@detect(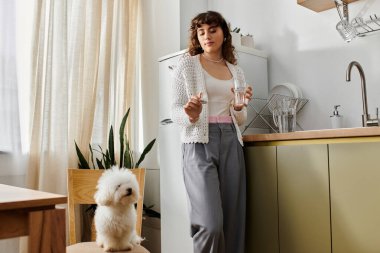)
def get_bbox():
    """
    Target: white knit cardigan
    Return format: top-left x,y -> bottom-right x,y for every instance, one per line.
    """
171,53 -> 247,146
